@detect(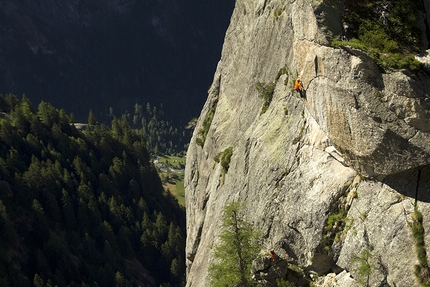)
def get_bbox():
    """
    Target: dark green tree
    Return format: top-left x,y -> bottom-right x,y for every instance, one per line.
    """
0,93 -> 11,111
208,200 -> 261,287
88,109 -> 97,126
33,273 -> 44,287
410,206 -> 430,286
60,189 -> 77,230
37,101 -> 59,127
5,94 -> 19,110
0,200 -> 17,248
31,199 -> 50,246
